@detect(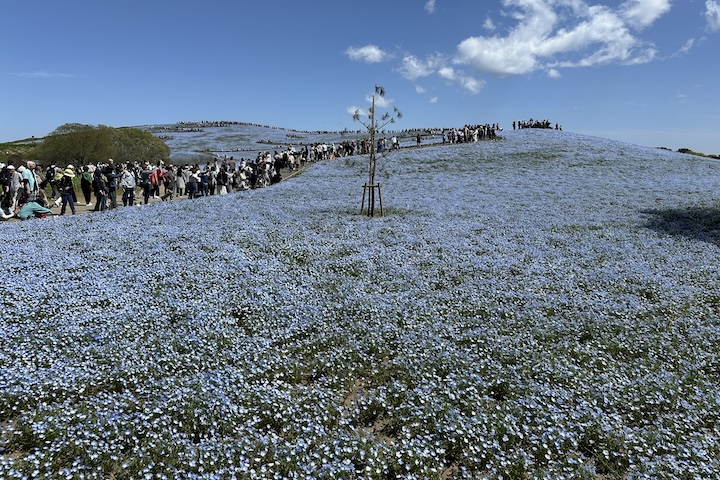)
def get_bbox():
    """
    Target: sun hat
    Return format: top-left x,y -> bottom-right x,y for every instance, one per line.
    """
6,165 -> 15,170
64,168 -> 75,178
